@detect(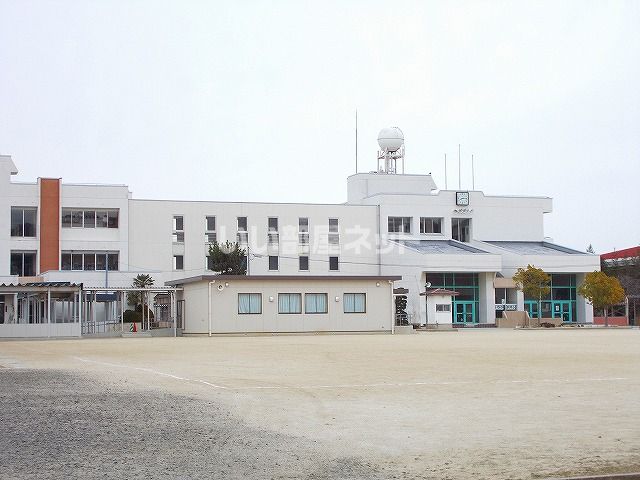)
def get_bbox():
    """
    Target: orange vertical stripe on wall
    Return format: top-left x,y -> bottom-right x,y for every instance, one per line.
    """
39,178 -> 60,273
